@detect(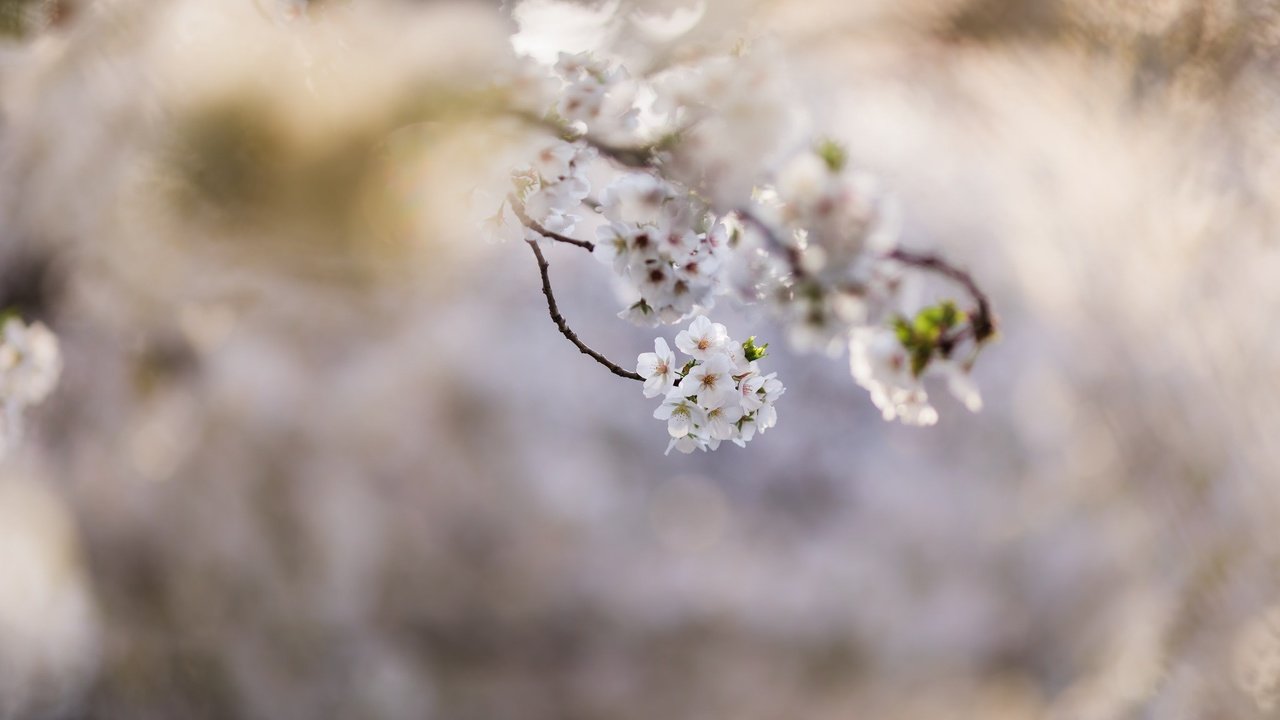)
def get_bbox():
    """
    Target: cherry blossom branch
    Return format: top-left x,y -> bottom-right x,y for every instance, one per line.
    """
525,239 -> 644,382
735,208 -> 808,278
515,112 -> 658,170
738,208 -> 996,344
507,194 -> 595,251
888,249 -> 997,343
506,194 -> 638,379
